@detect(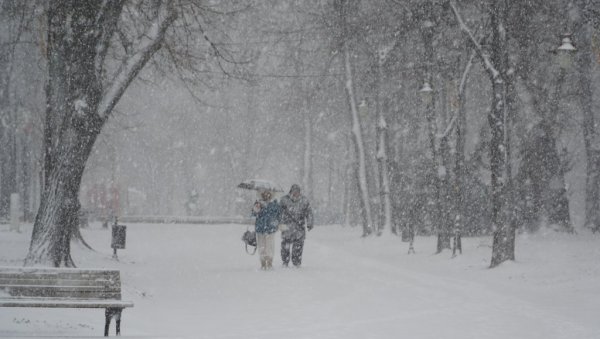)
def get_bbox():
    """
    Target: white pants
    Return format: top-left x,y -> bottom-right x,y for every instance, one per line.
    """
256,232 -> 275,262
